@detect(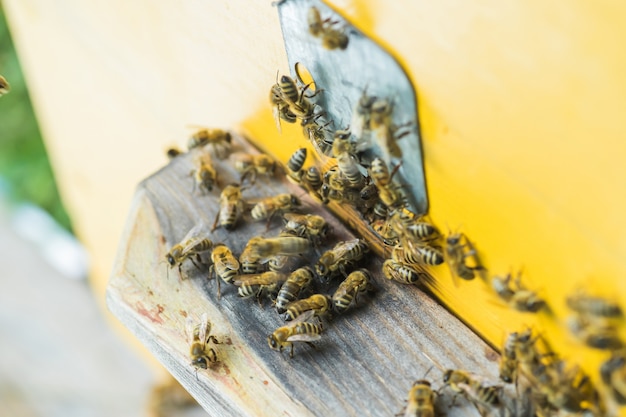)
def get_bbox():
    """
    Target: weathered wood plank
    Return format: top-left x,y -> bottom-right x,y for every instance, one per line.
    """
107,133 -> 503,416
